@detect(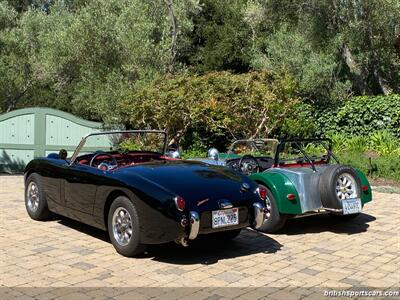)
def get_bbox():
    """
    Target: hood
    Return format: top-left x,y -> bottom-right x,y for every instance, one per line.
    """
116,160 -> 259,210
